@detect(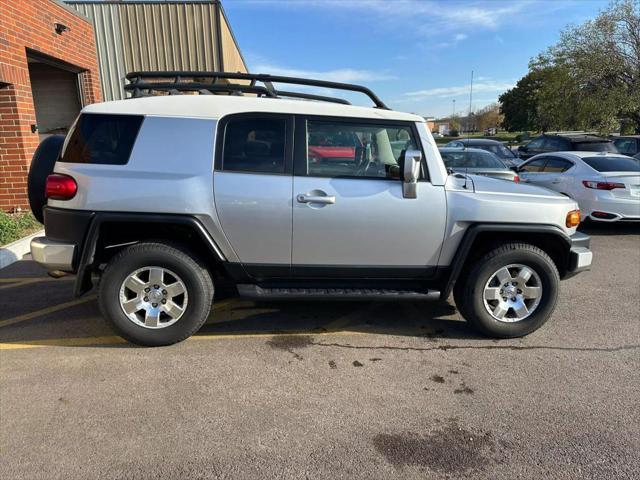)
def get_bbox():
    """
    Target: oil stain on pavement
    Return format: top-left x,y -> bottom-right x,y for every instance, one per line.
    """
373,419 -> 502,474
266,335 -> 313,361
